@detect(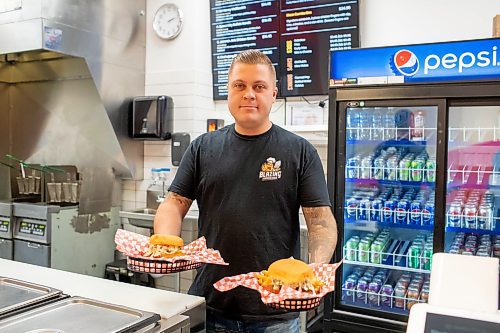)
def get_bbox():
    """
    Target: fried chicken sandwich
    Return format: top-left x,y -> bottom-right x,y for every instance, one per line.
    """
256,258 -> 324,294
143,234 -> 185,258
